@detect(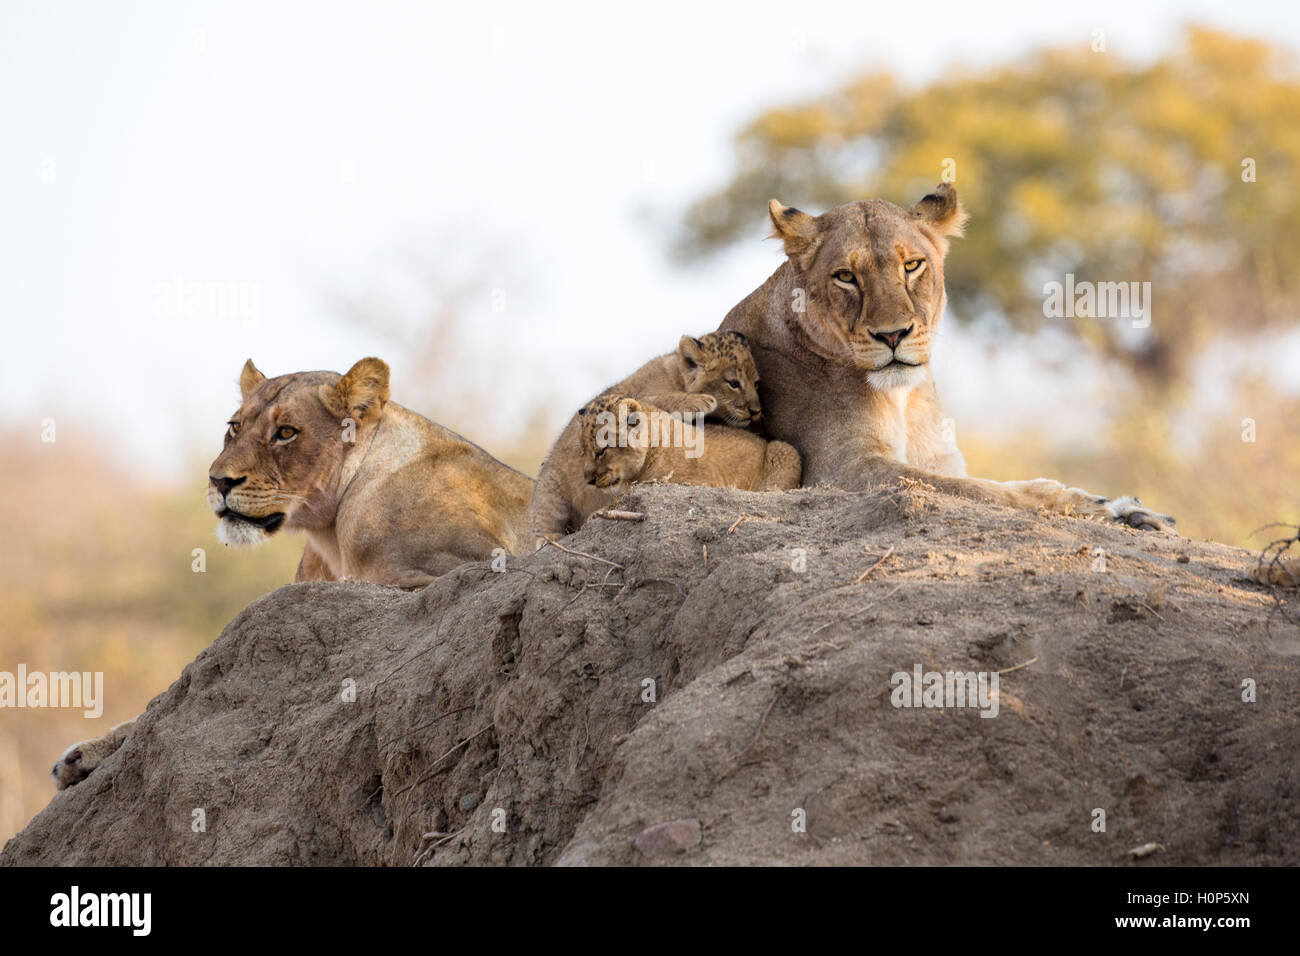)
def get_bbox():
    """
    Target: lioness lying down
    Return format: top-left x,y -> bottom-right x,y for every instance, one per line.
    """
52,356 -> 534,790
718,183 -> 1177,533
213,356 -> 535,585
578,395 -> 802,495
